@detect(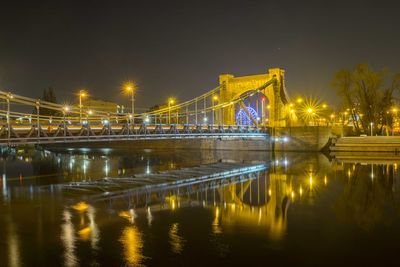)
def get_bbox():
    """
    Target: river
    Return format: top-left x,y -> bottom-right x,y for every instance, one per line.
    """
0,148 -> 399,266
